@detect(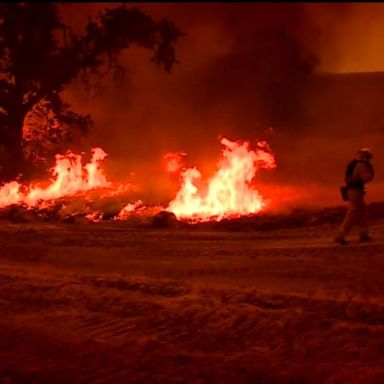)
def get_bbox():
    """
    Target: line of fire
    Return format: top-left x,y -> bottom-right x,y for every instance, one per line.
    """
0,3 -> 383,384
